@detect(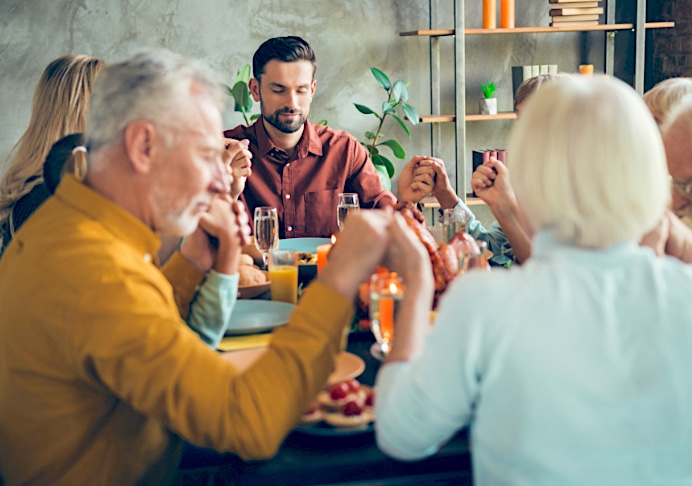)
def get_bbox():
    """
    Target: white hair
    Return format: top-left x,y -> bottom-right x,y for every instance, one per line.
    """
509,76 -> 670,248
85,48 -> 225,153
643,77 -> 692,127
